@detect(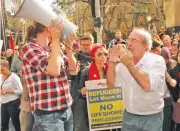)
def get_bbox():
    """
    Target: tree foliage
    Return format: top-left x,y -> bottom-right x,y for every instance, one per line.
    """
52,0 -> 76,15
6,16 -> 32,44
